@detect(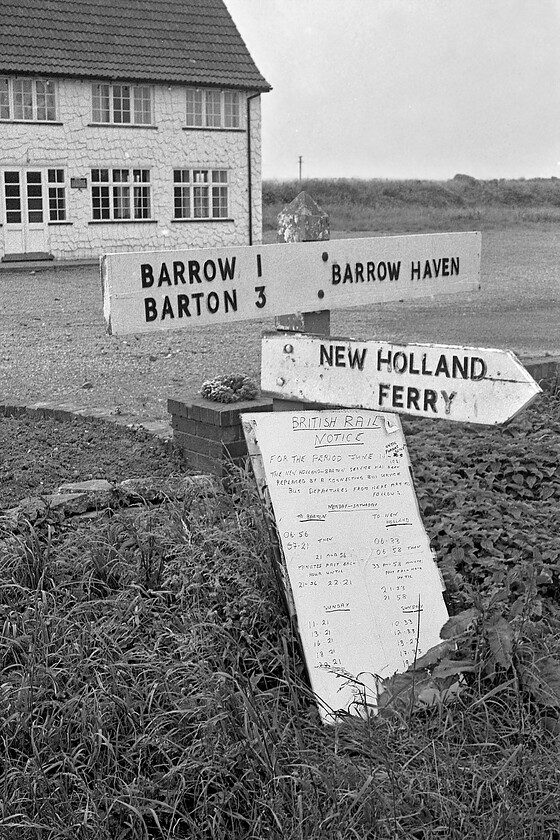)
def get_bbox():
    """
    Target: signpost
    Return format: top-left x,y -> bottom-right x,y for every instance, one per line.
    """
101,216 -> 542,722
261,333 -> 542,425
101,231 -> 481,335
